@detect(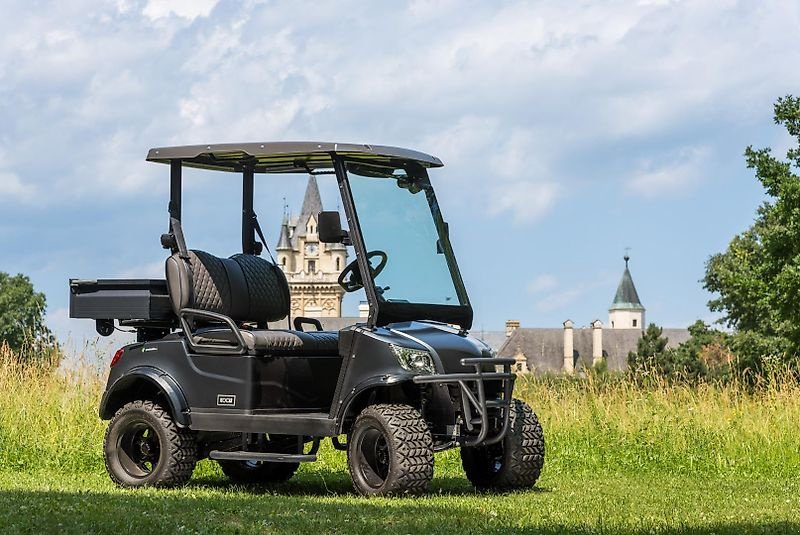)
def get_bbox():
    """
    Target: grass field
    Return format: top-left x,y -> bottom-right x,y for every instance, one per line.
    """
1,350 -> 799,533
